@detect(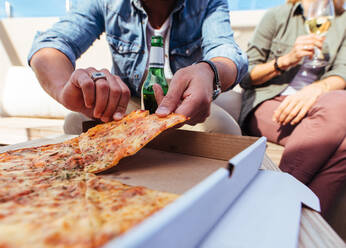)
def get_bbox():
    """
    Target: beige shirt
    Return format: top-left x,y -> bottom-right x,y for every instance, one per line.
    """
239,3 -> 346,127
